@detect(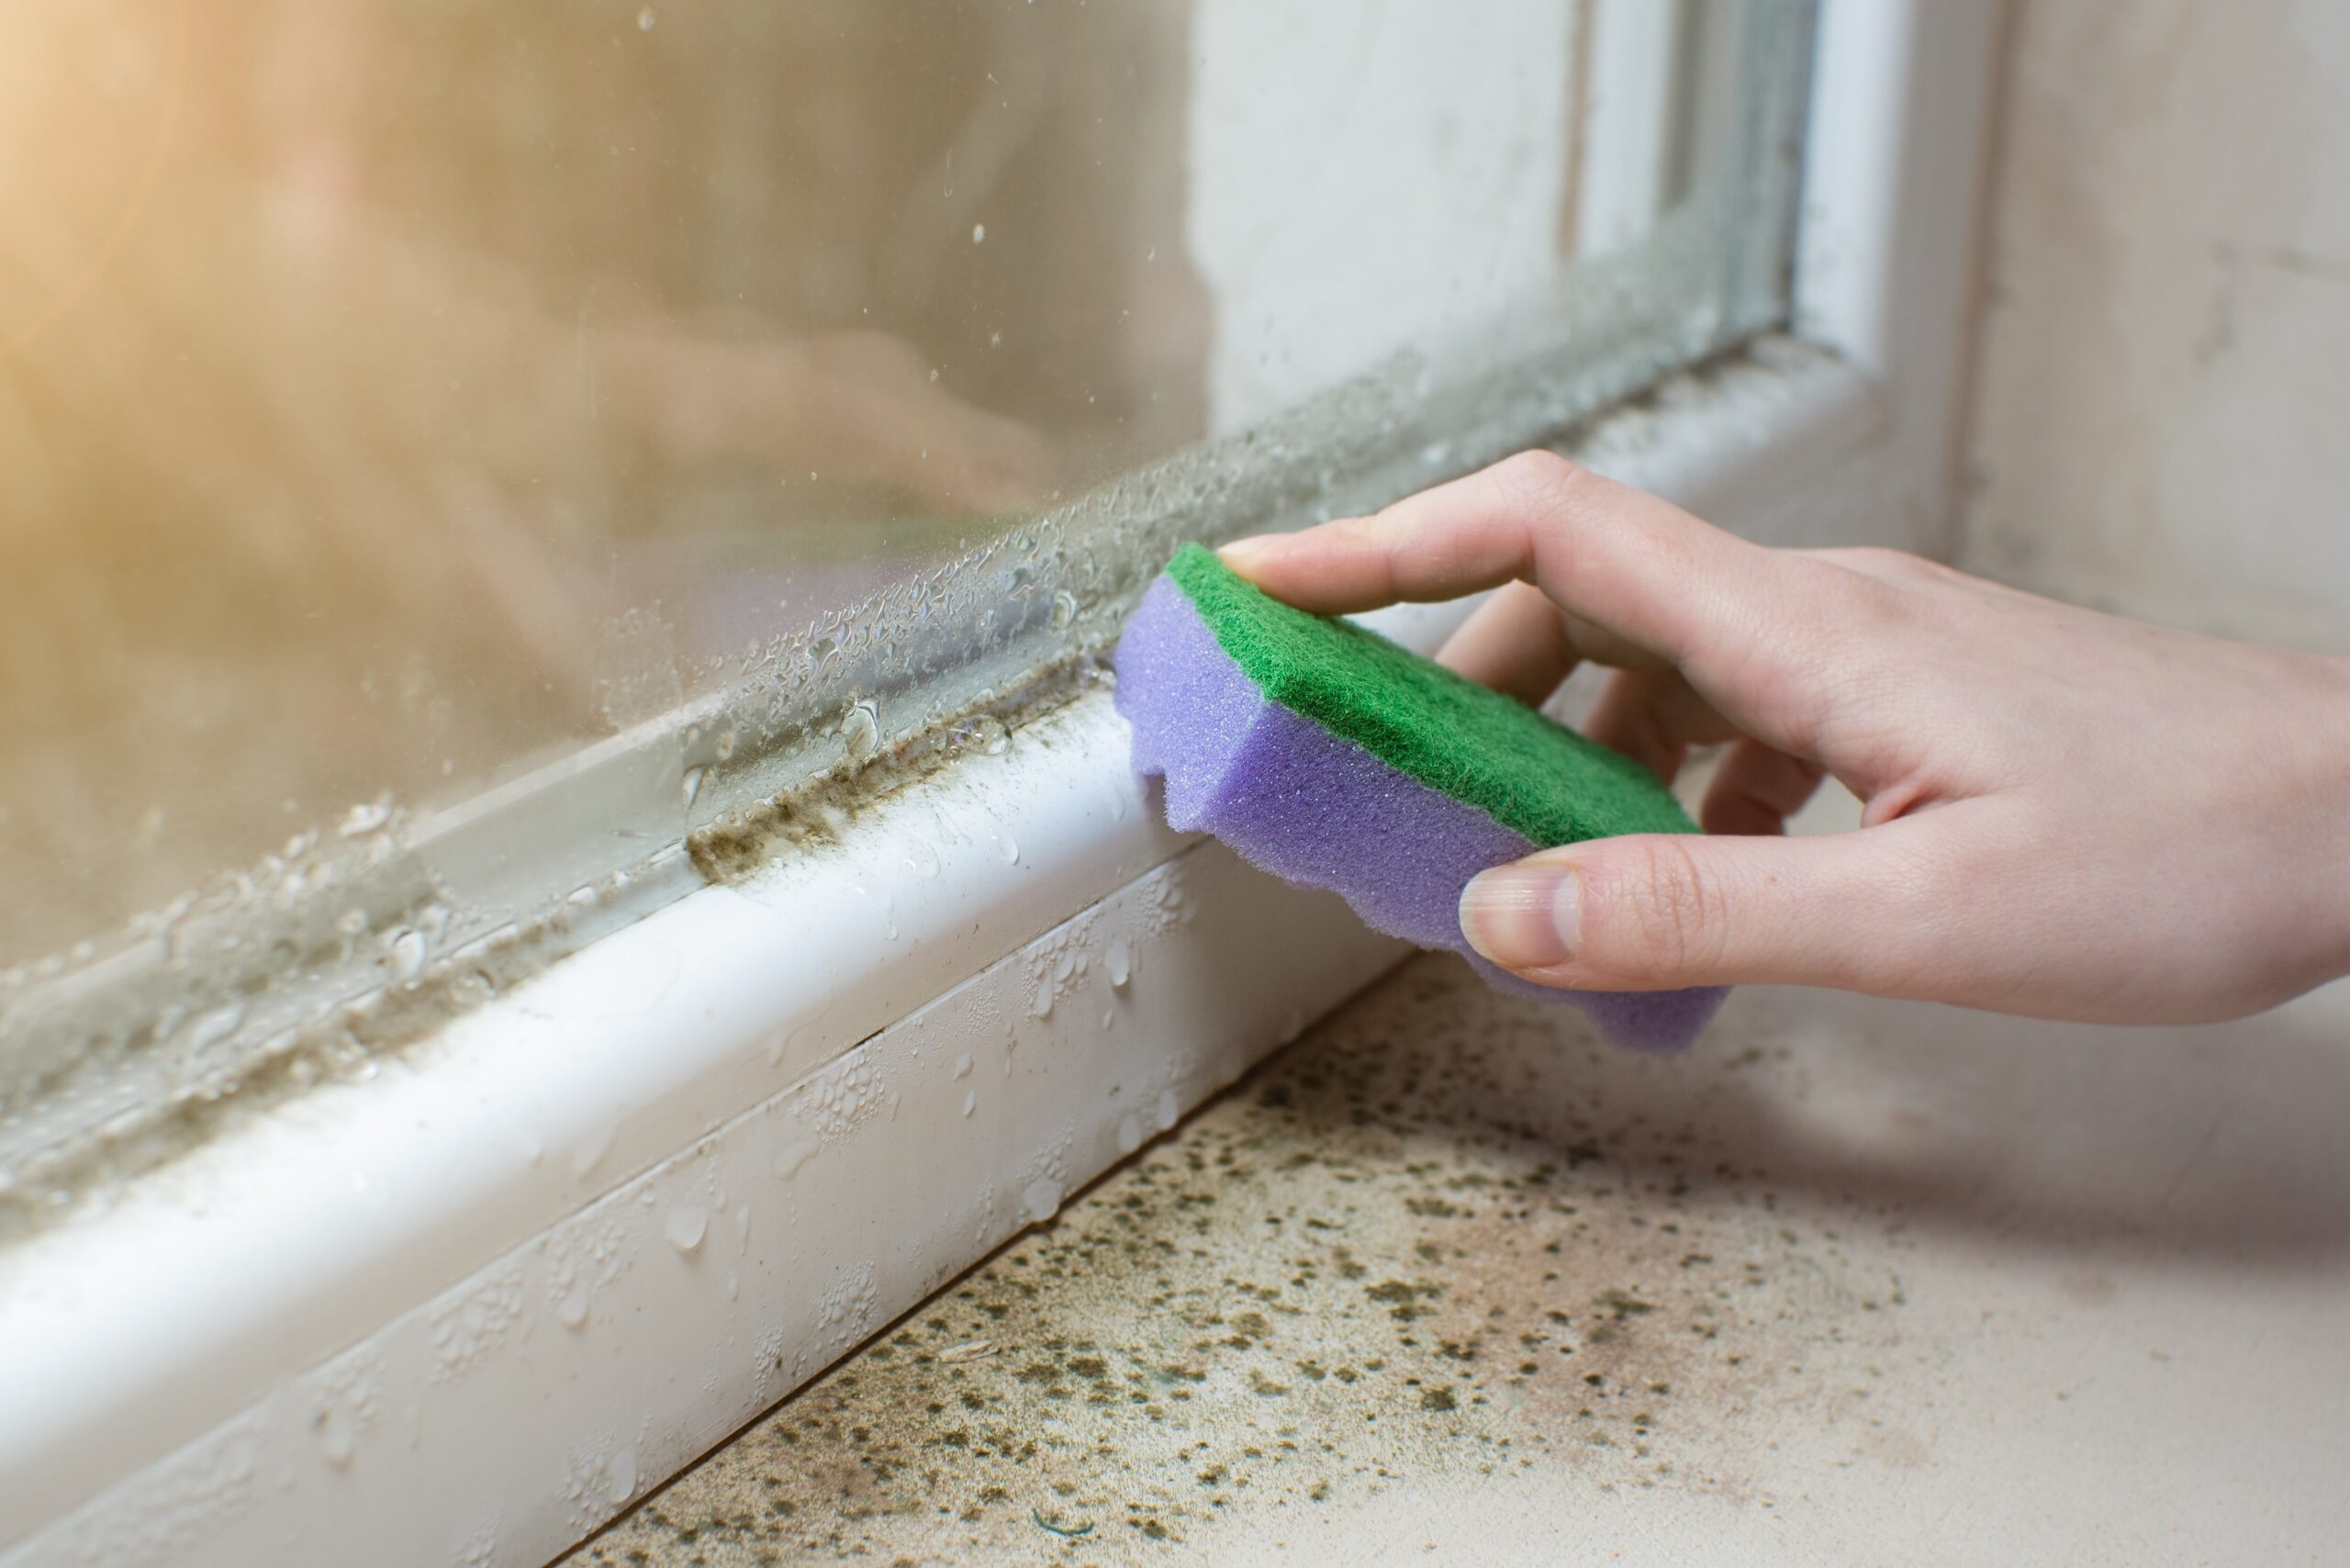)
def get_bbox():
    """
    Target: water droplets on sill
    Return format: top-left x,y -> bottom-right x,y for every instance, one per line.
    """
317,1403 -> 357,1470
774,1137 -> 822,1181
841,699 -> 880,764
1022,1176 -> 1061,1225
951,713 -> 1009,756
666,1203 -> 709,1254
556,1282 -> 591,1330
338,795 -> 394,838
